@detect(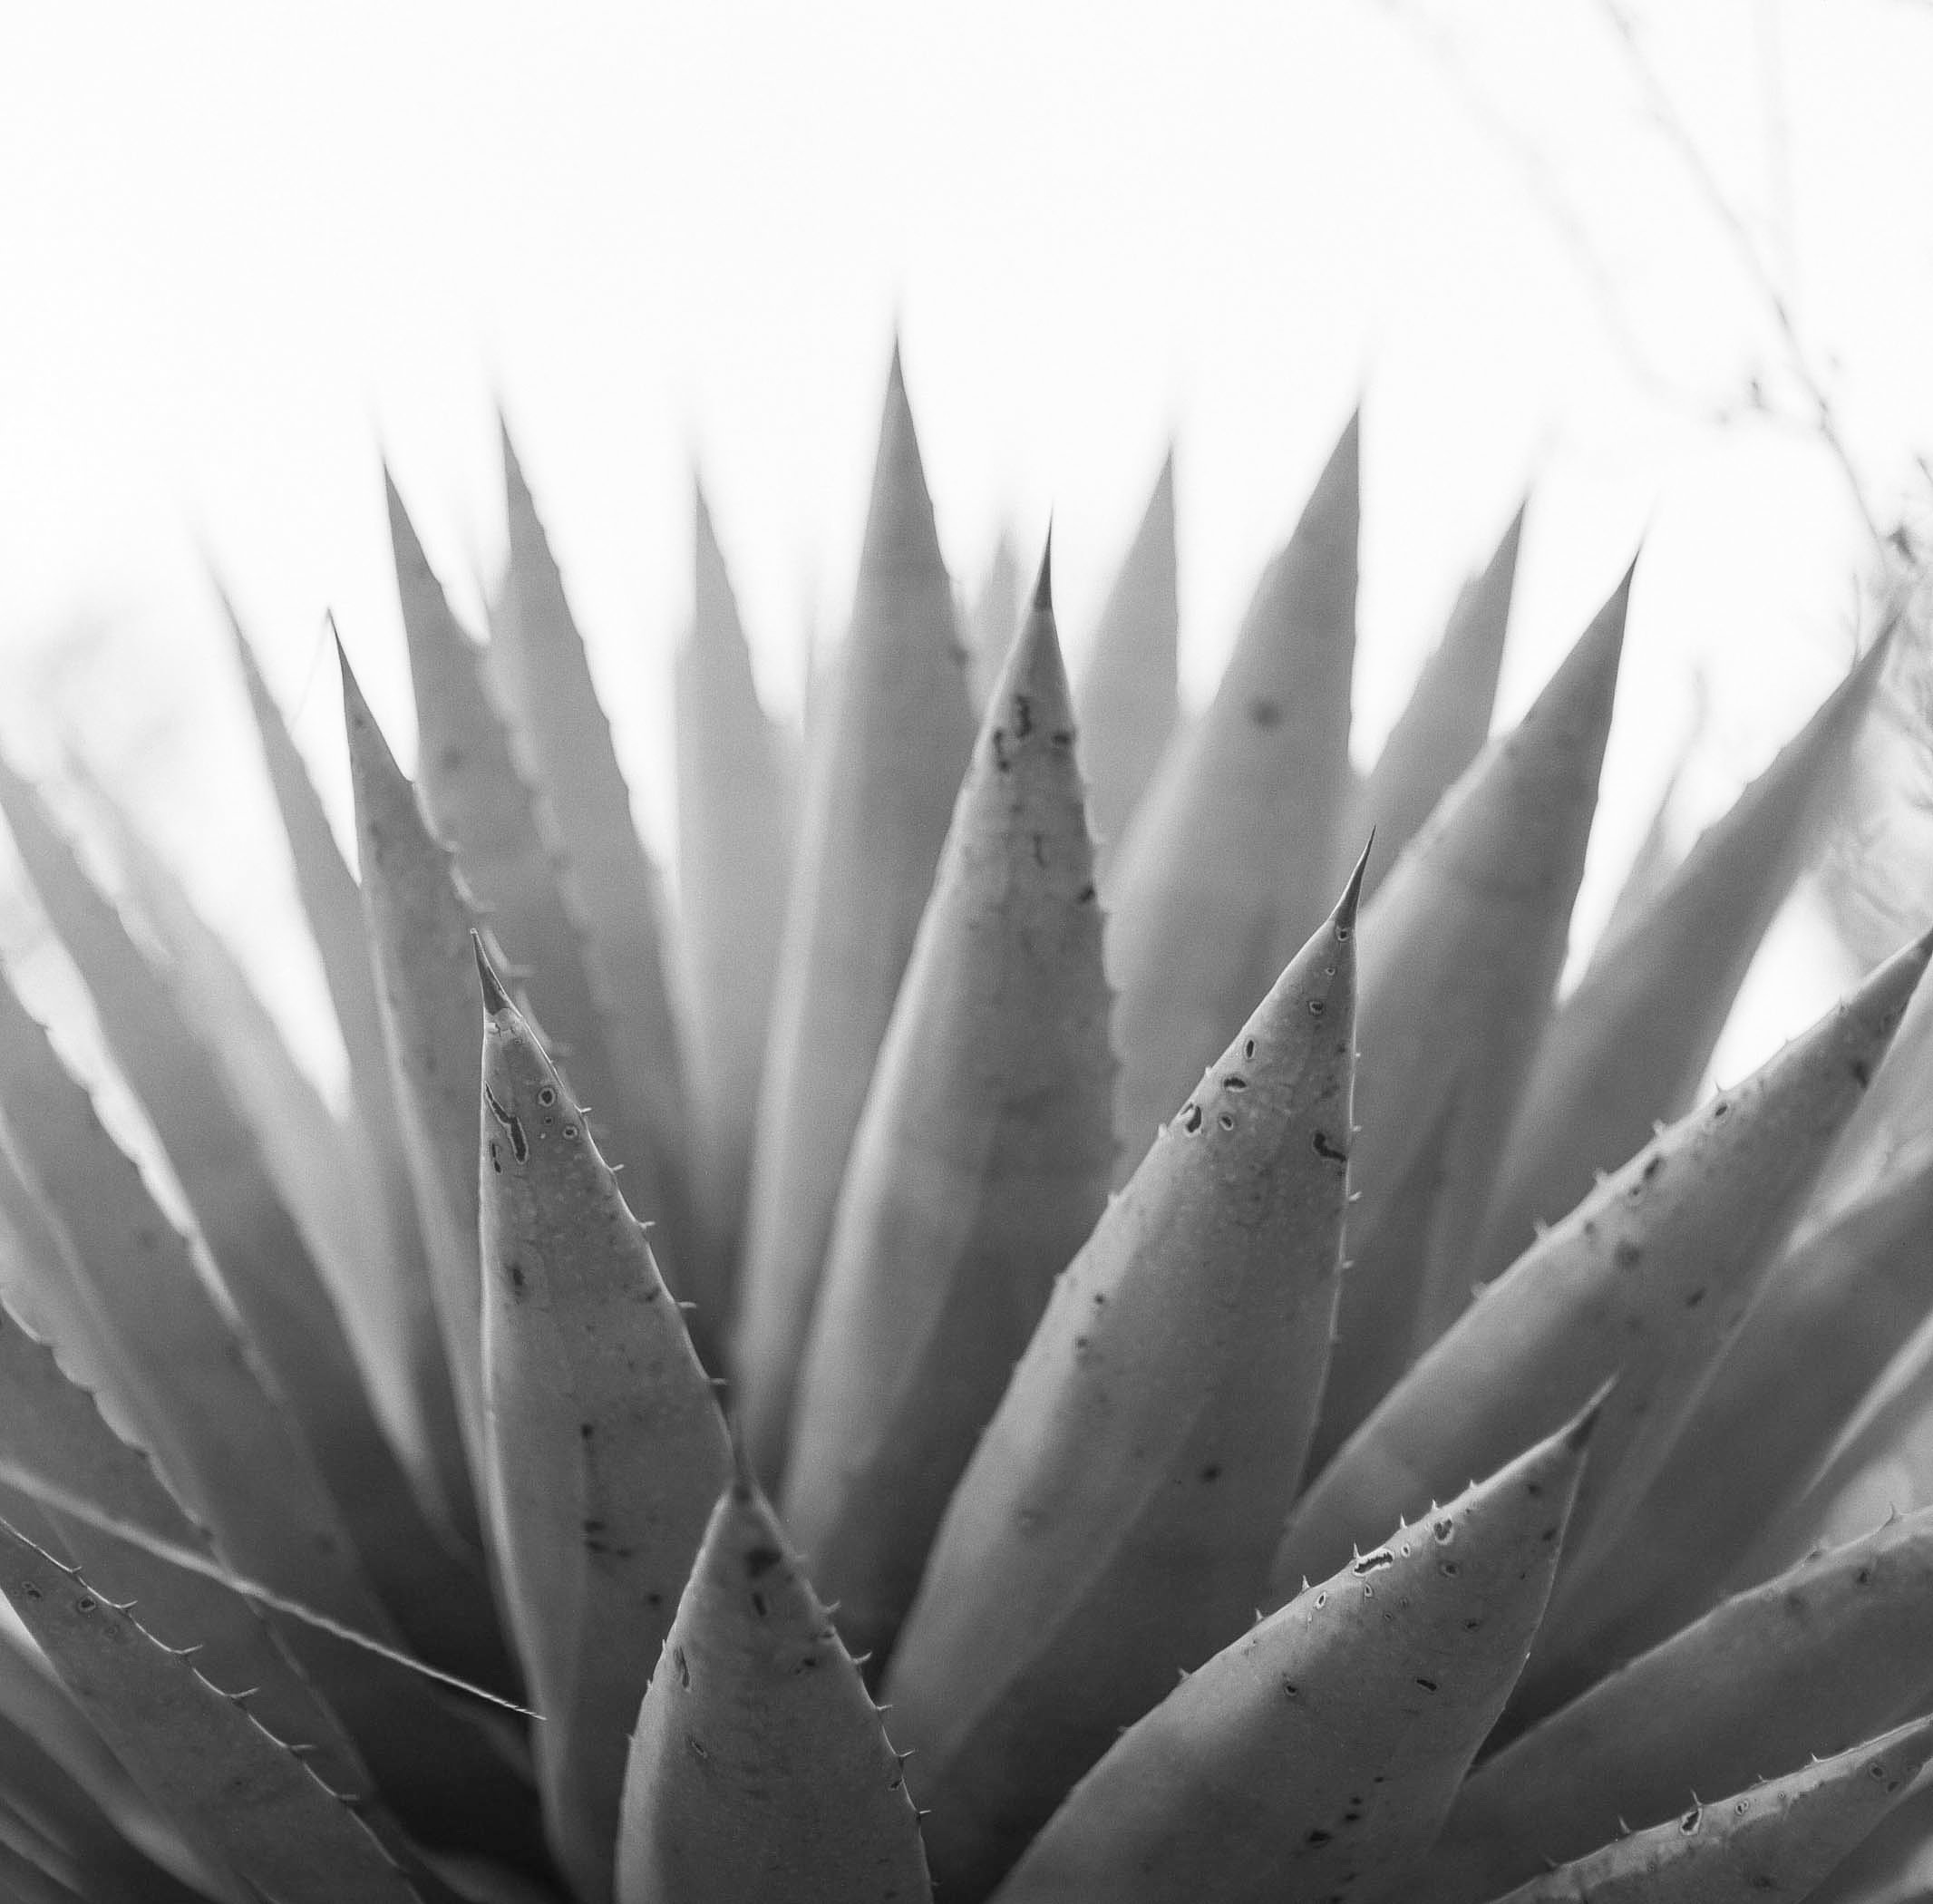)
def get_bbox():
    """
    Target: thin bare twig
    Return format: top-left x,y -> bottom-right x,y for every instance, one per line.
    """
1591,0 -> 1889,551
